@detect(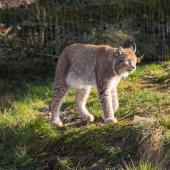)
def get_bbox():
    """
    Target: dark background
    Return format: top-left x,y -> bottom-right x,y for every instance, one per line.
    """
0,0 -> 170,73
